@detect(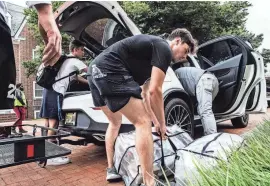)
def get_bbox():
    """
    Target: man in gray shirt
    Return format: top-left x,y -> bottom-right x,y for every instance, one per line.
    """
175,67 -> 219,135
